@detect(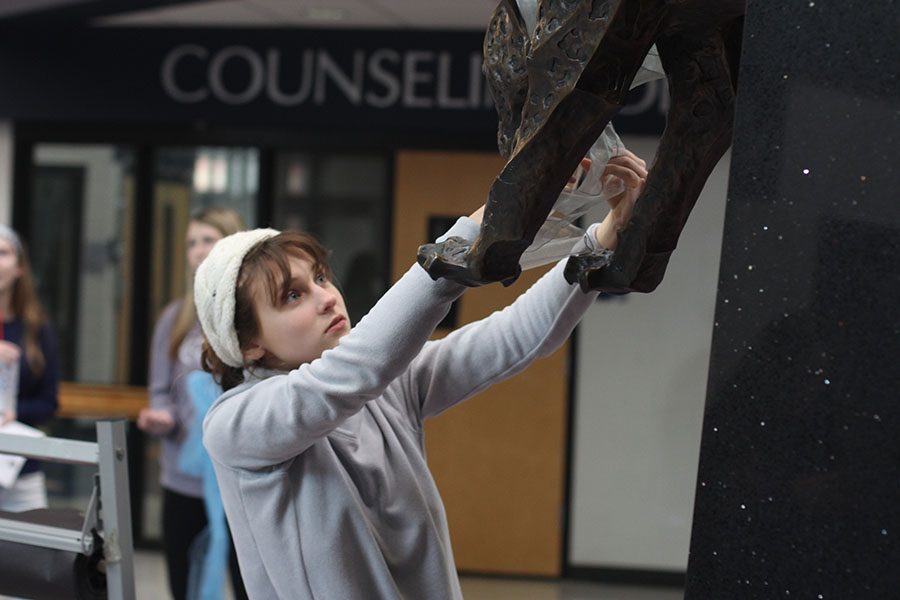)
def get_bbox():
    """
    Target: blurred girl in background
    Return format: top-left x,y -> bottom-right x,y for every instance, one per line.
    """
138,207 -> 248,600
0,224 -> 60,512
